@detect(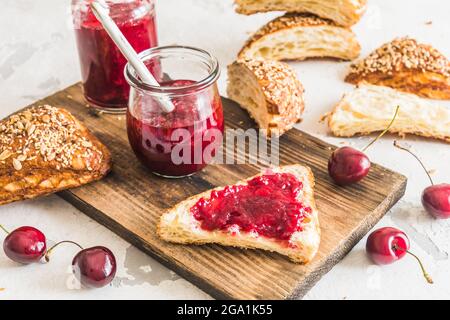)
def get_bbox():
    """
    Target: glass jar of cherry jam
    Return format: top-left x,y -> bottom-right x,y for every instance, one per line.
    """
72,0 -> 158,113
124,46 -> 224,178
